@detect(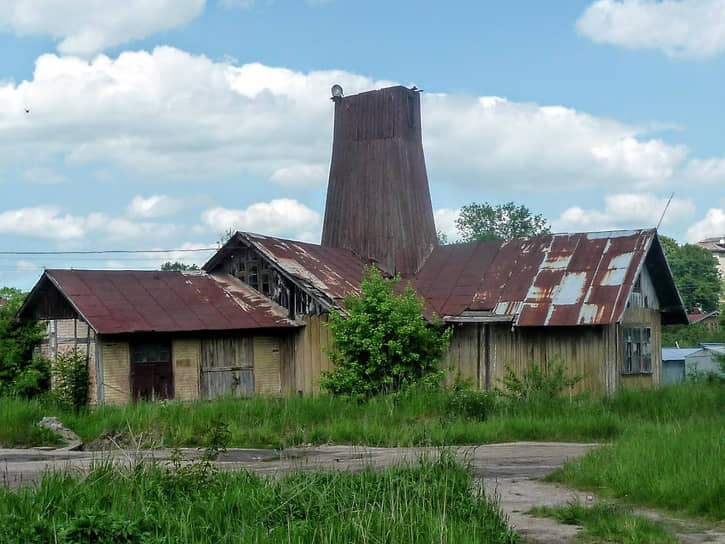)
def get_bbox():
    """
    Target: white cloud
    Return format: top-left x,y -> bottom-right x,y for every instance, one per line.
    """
0,48 -> 716,192
553,193 -> 695,232
23,166 -> 64,184
577,0 -> 725,58
0,205 -> 179,241
126,195 -> 183,218
686,208 -> 725,242
200,199 -> 321,240
0,0 -> 205,56
434,208 -> 460,242
15,260 -> 39,272
423,94 -> 688,190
